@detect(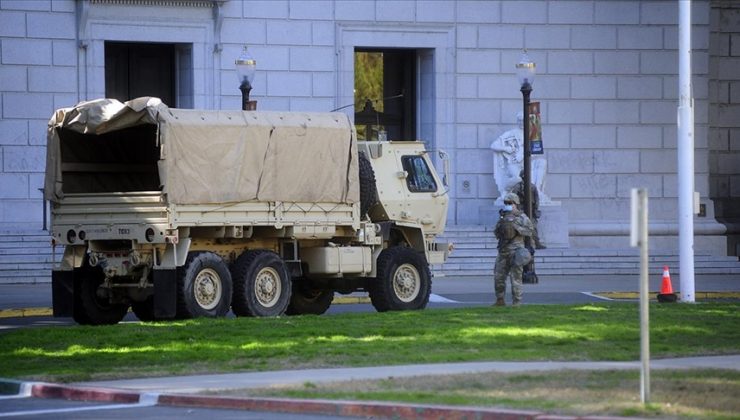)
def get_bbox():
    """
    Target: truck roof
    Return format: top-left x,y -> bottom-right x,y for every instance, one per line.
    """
45,97 -> 359,205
